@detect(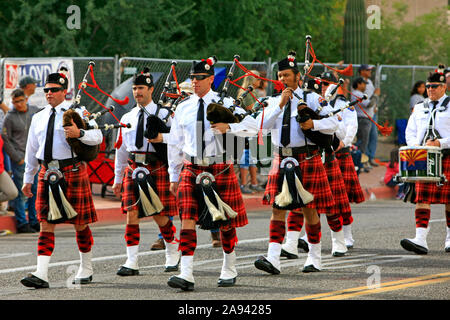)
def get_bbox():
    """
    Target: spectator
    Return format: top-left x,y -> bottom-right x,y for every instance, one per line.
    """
410,80 -> 427,112
0,98 -> 12,214
2,89 -> 40,233
0,135 -> 18,214
384,148 -> 405,200
352,77 -> 373,172
7,76 -> 40,111
359,64 -> 380,169
236,71 -> 266,194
